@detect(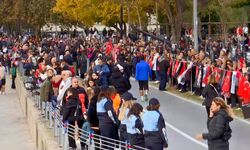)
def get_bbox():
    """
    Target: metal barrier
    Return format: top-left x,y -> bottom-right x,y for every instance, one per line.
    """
18,63 -> 149,150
